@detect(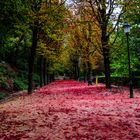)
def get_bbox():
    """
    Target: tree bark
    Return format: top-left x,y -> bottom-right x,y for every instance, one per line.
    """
87,61 -> 91,81
75,63 -> 77,80
98,1 -> 111,89
83,63 -> 87,82
47,73 -> 49,84
43,58 -> 46,85
77,63 -> 80,80
101,12 -> 111,89
103,47 -> 111,88
49,74 -> 52,83
39,55 -> 43,87
52,72 -> 55,82
46,62 -> 49,84
28,23 -> 38,94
